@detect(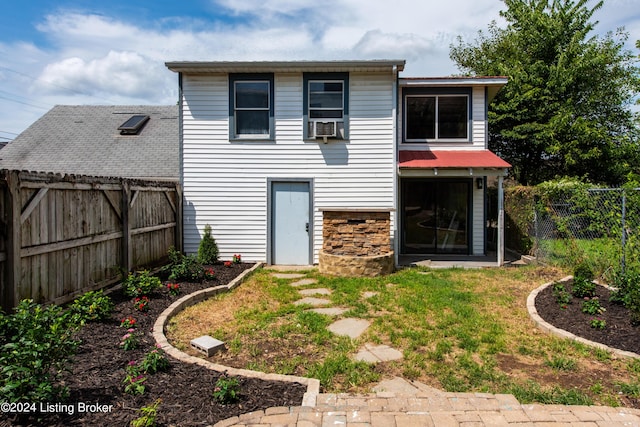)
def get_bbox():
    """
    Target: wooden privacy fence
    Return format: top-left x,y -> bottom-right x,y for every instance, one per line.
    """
0,170 -> 182,311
